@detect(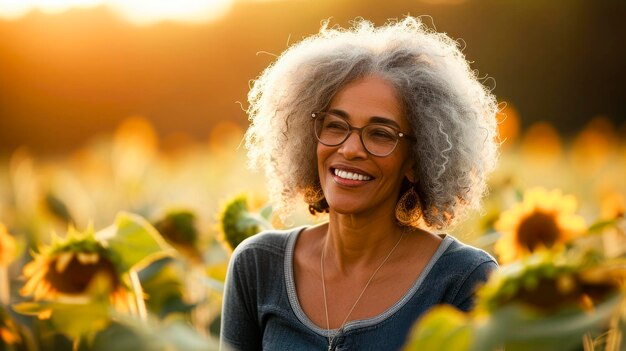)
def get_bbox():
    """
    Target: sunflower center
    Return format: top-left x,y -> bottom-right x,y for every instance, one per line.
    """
45,254 -> 119,294
516,211 -> 560,252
